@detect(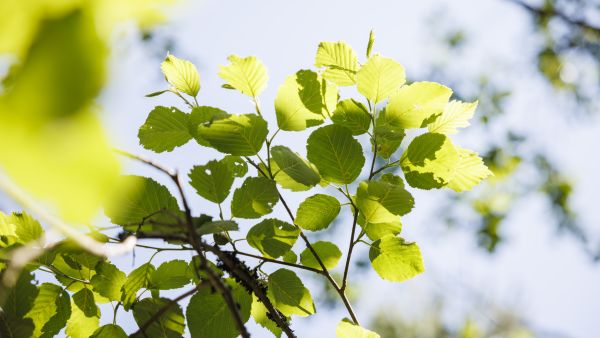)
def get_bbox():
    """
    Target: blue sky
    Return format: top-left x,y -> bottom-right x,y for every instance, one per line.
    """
18,0 -> 599,337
